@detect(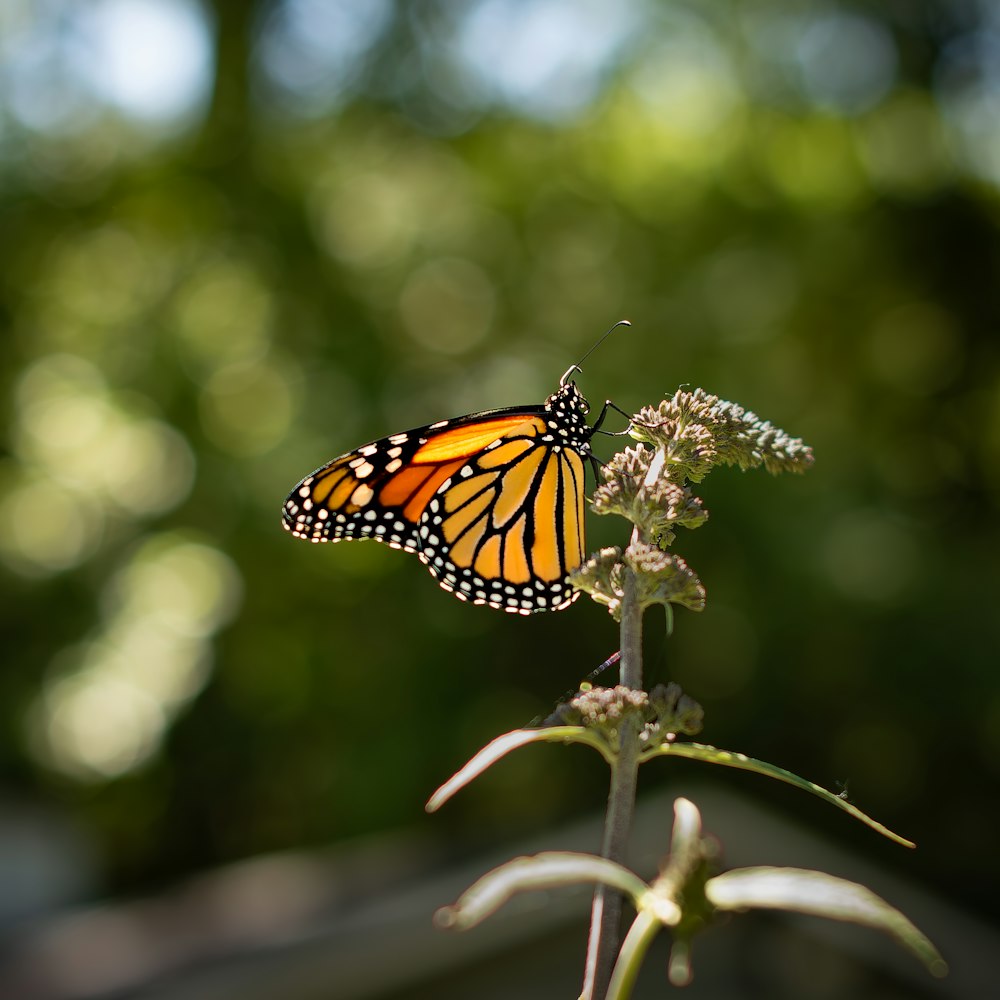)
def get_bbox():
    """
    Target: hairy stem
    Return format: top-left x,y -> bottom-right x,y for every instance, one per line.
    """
581,566 -> 644,999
